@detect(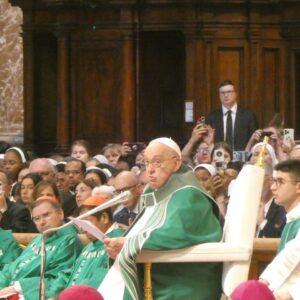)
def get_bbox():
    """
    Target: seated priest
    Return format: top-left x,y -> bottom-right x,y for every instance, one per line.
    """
99,137 -> 222,300
46,195 -> 124,299
0,212 -> 22,271
0,198 -> 83,300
